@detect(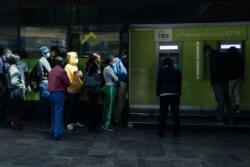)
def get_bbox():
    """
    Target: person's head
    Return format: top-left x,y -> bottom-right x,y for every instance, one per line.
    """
227,46 -> 239,56
162,57 -> 173,67
104,55 -> 115,65
9,54 -> 20,65
53,56 -> 64,68
3,48 -> 12,57
203,45 -> 213,56
67,52 -> 79,65
89,52 -> 101,64
50,46 -> 60,57
39,46 -> 50,58
120,48 -> 127,59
